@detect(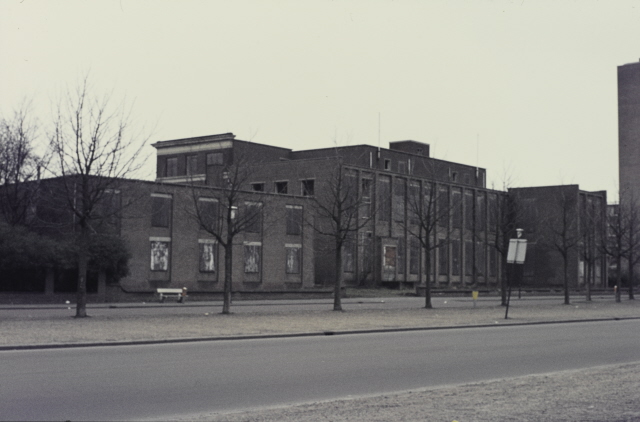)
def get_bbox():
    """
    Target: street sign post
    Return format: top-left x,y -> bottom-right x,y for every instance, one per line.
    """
505,234 -> 527,319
